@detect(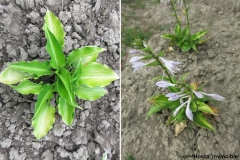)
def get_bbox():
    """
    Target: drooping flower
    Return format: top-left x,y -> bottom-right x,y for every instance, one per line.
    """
159,57 -> 181,75
166,92 -> 187,101
129,49 -> 145,54
156,81 -> 175,88
198,91 -> 225,101
131,61 -> 146,72
173,96 -> 193,121
129,56 -> 144,63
